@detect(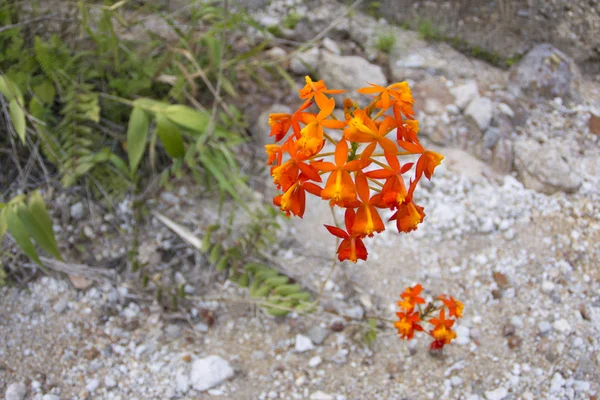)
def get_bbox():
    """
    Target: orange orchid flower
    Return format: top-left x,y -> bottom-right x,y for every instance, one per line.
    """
398,283 -> 426,311
299,76 -> 346,107
344,110 -> 397,154
269,101 -> 313,142
271,138 -> 322,192
389,81 -> 416,120
324,208 -> 368,262
311,139 -> 362,207
429,308 -> 457,346
273,175 -> 323,218
439,295 -> 464,319
395,310 -> 424,340
396,117 -> 420,143
265,144 -> 282,165
296,95 -> 345,157
357,82 -> 415,114
351,172 -> 385,237
390,200 -> 425,233
366,152 -> 413,209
